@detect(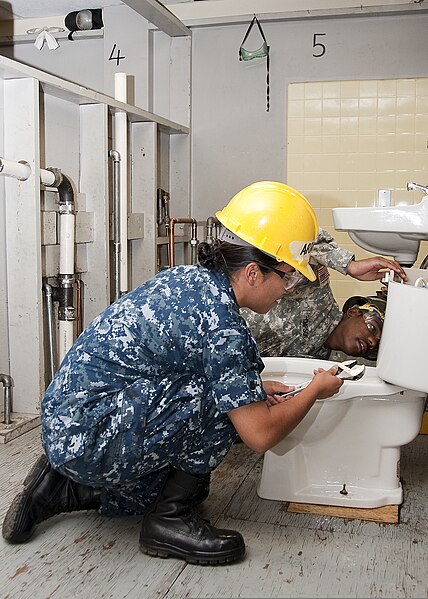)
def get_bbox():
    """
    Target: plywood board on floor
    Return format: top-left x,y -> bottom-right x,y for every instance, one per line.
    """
287,501 -> 399,524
